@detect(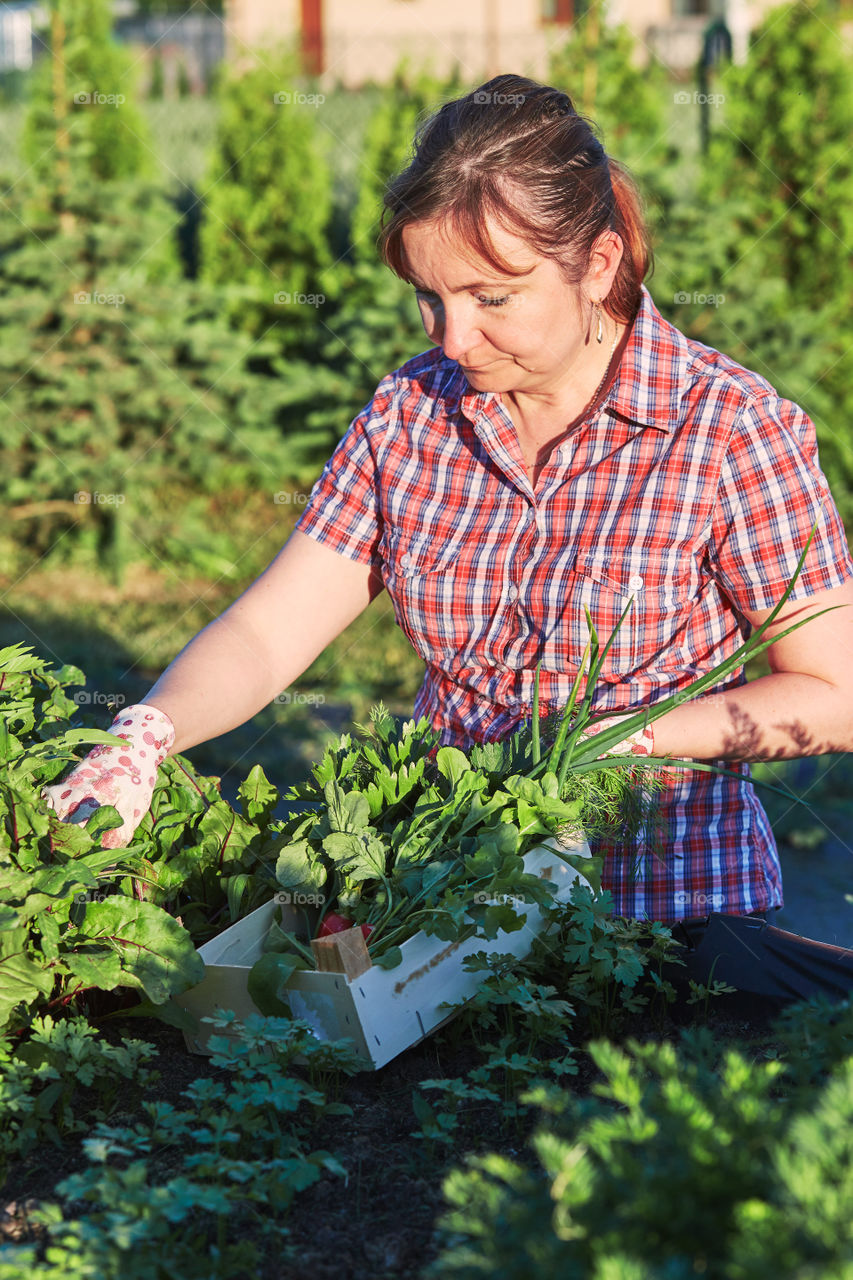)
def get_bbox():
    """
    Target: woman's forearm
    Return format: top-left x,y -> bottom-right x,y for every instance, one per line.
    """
141,611 -> 293,754
652,670 -> 853,762
140,531 -> 380,755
